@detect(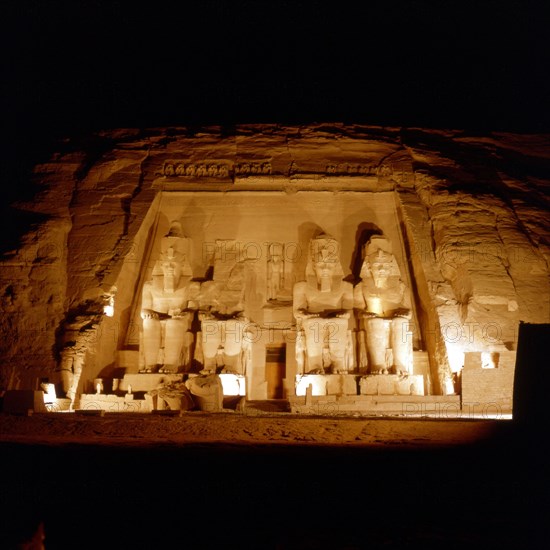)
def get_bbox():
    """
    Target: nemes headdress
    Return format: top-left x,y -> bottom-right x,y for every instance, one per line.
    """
153,221 -> 192,277
361,235 -> 401,278
306,233 -> 344,278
